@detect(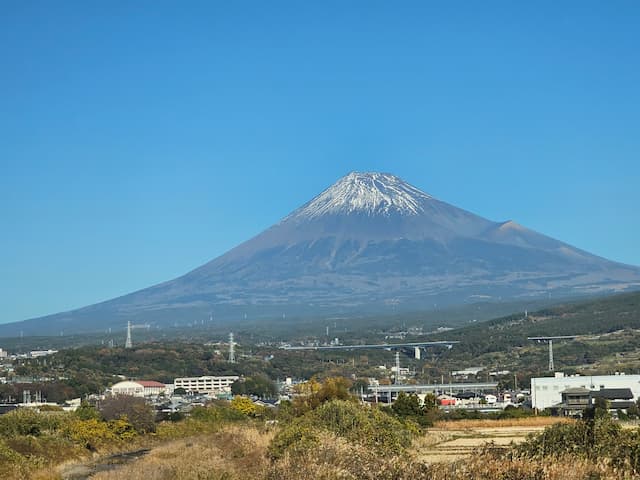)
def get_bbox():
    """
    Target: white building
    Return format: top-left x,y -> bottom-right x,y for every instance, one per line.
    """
110,381 -> 144,397
0,348 -> 7,359
30,349 -> 58,358
110,380 -> 167,397
531,372 -> 640,410
174,375 -> 239,394
452,367 -> 484,379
